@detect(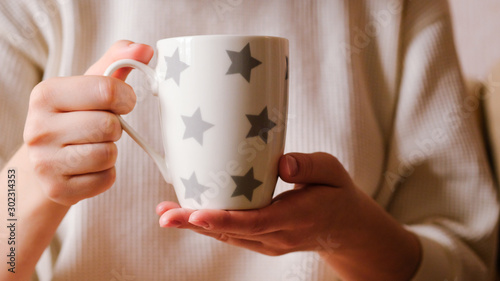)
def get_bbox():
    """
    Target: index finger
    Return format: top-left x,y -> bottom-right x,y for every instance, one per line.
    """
84,40 -> 153,79
31,75 -> 136,114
